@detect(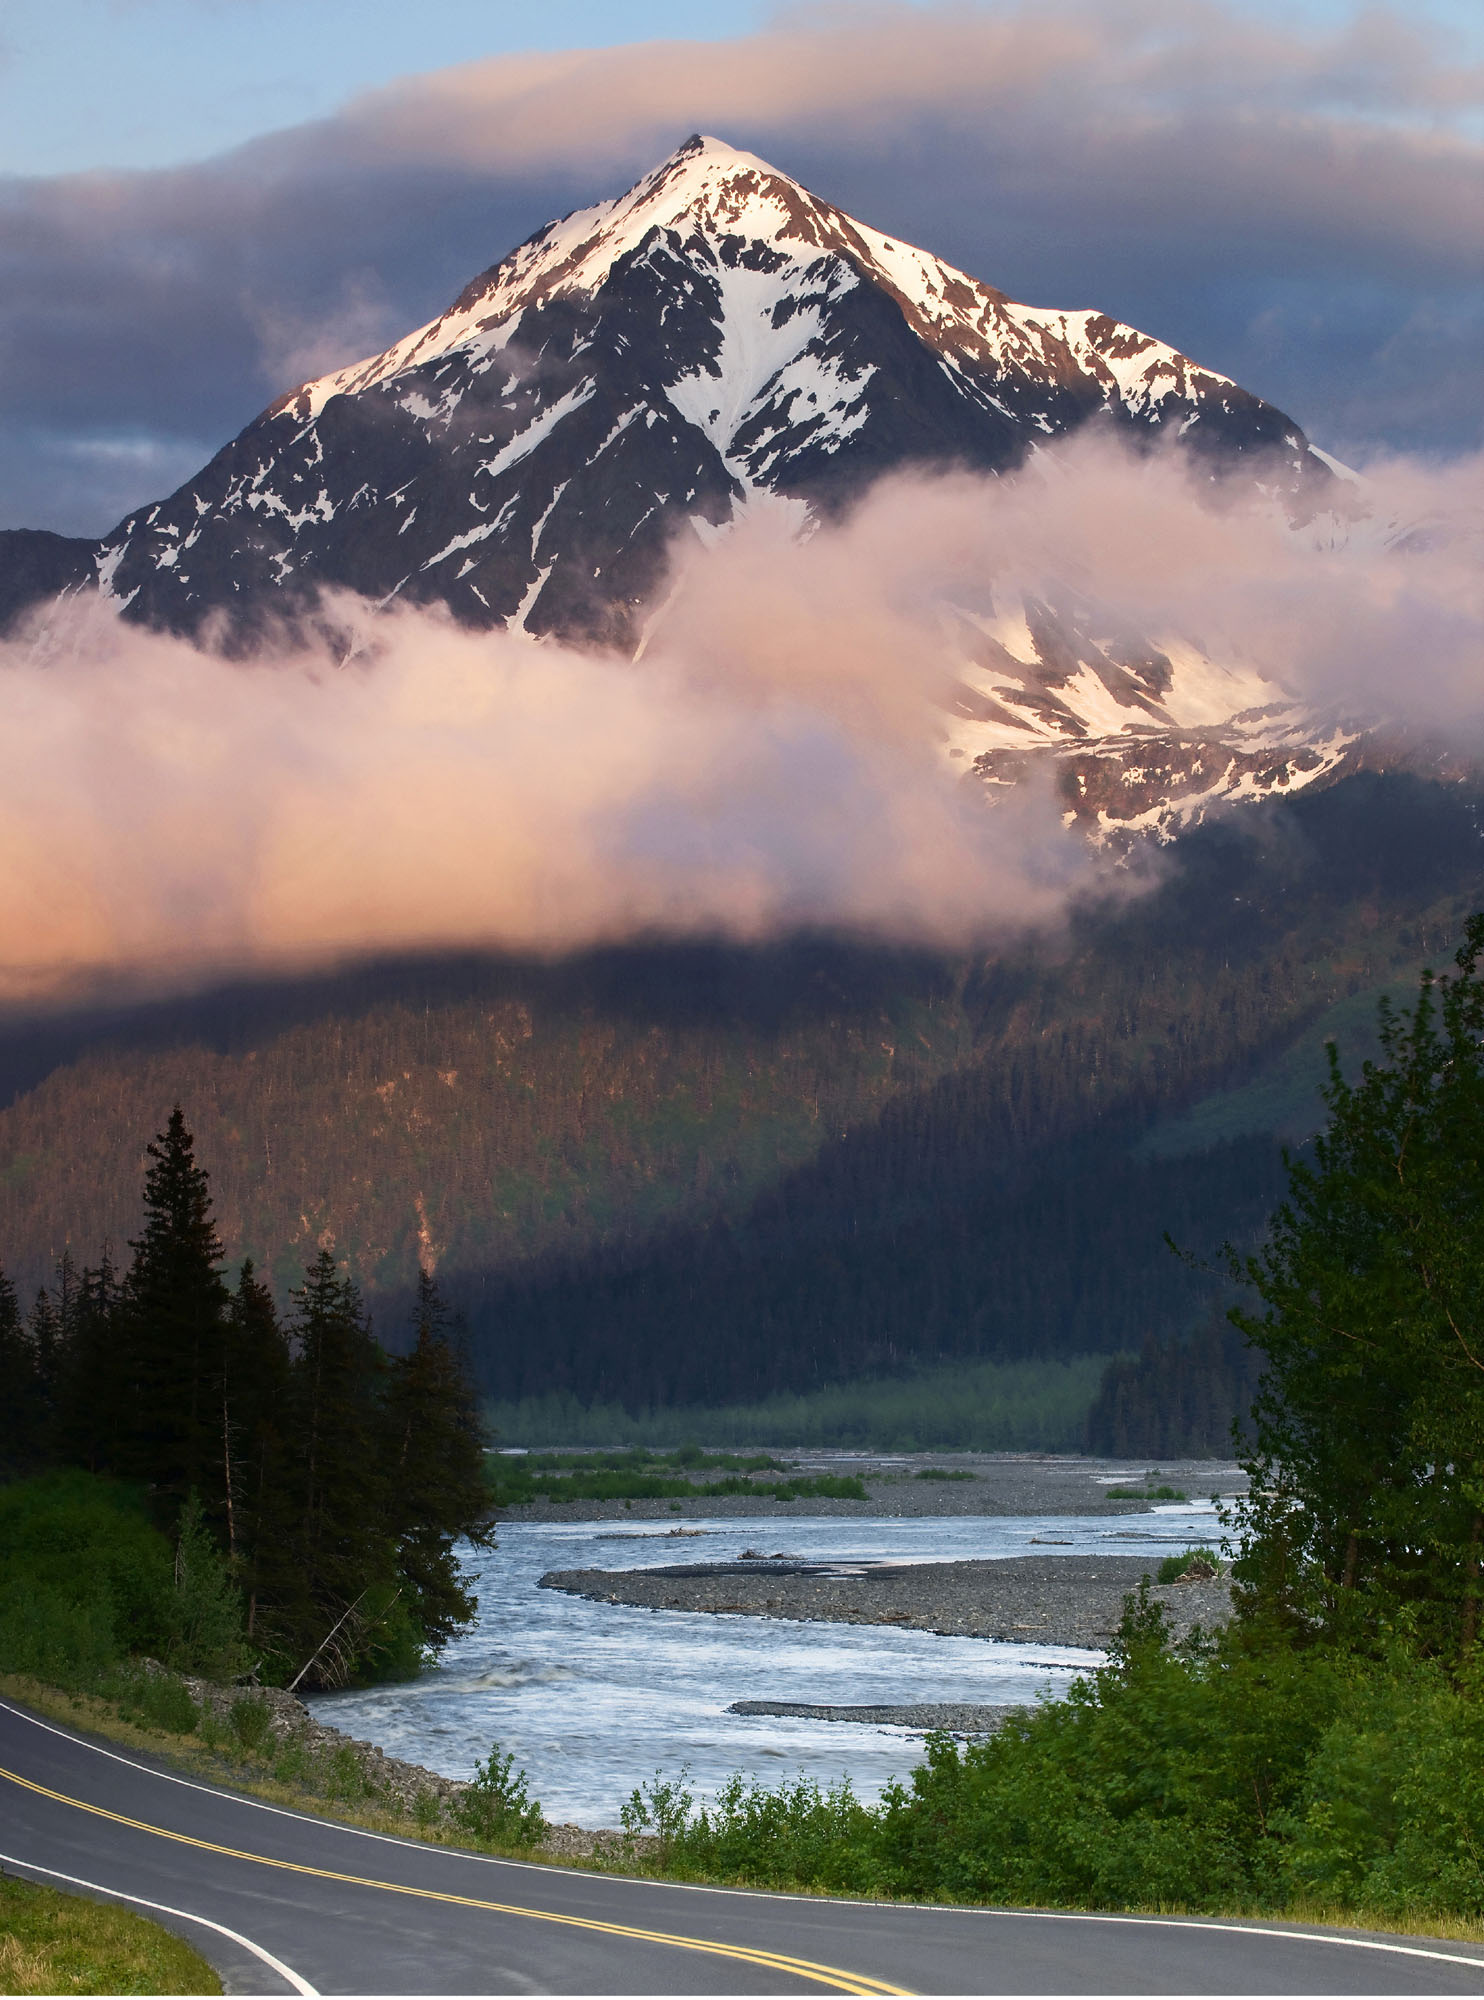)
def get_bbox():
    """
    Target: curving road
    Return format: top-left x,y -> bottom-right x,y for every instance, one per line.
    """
1,1700 -> 1481,1996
